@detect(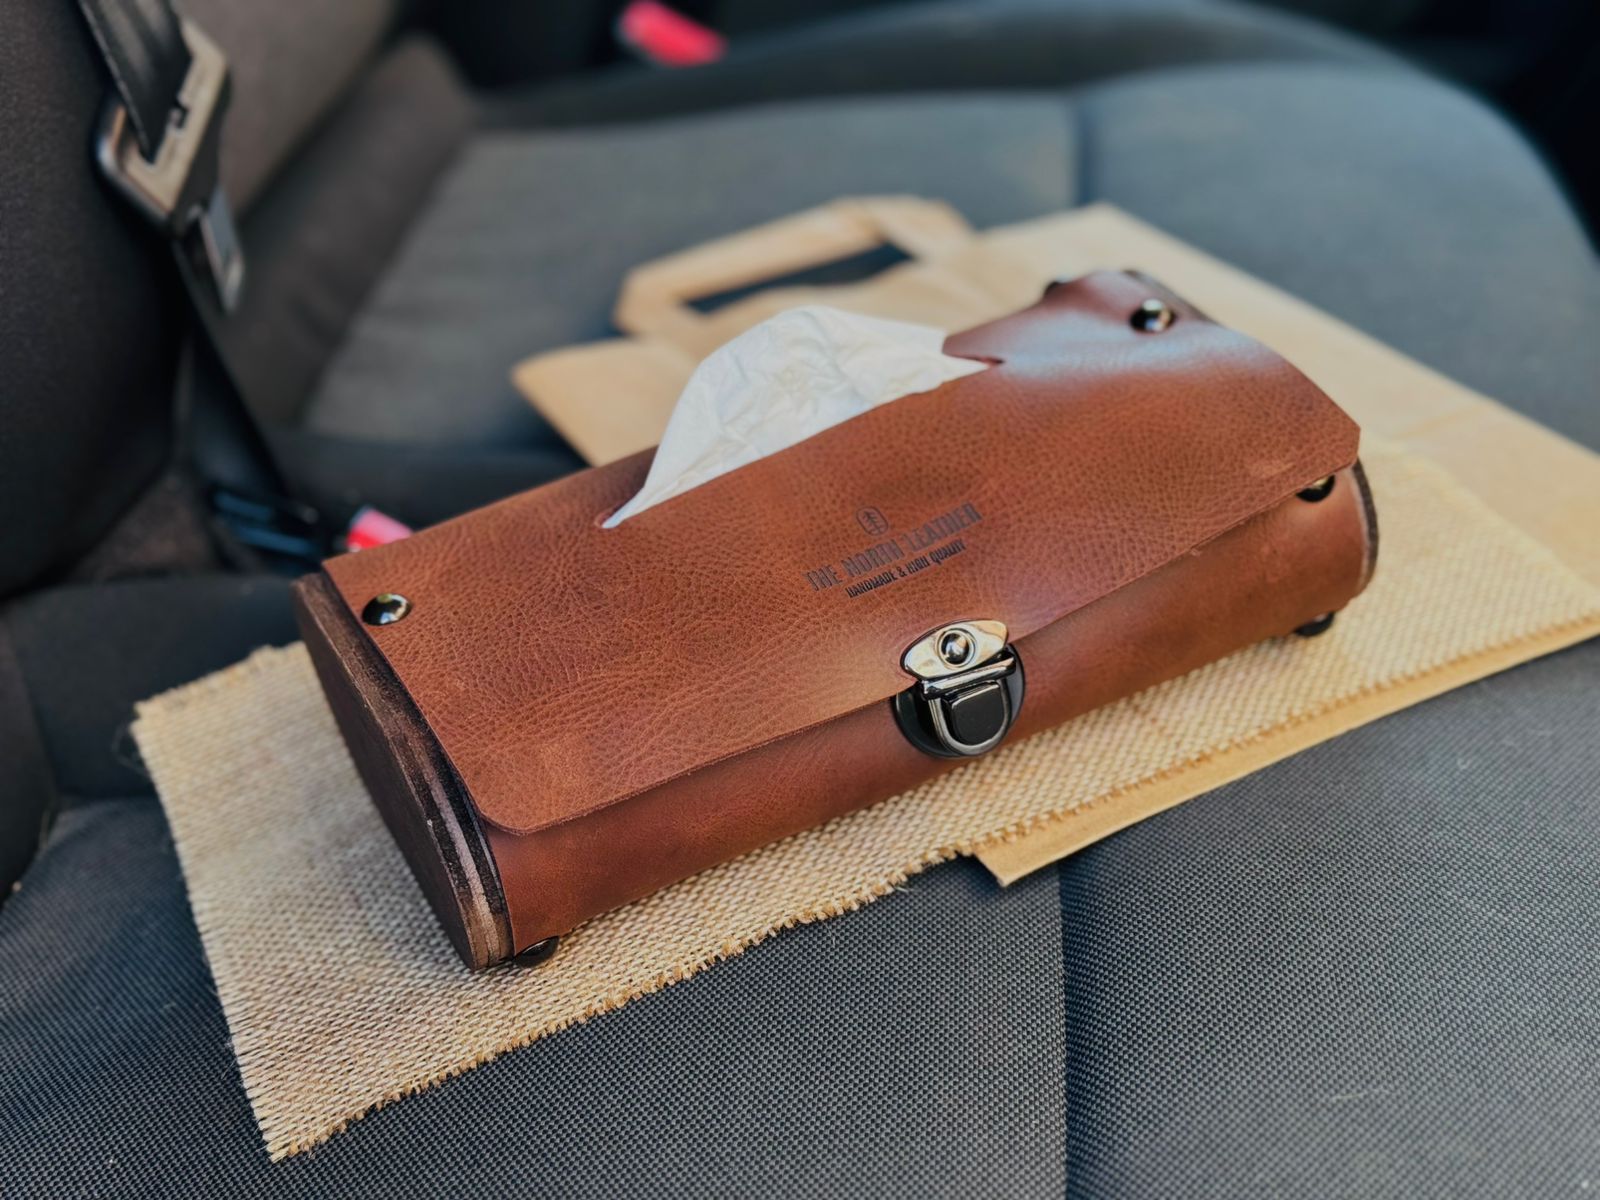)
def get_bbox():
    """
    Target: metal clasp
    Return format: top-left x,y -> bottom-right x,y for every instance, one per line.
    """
892,620 -> 1025,758
94,19 -> 244,312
